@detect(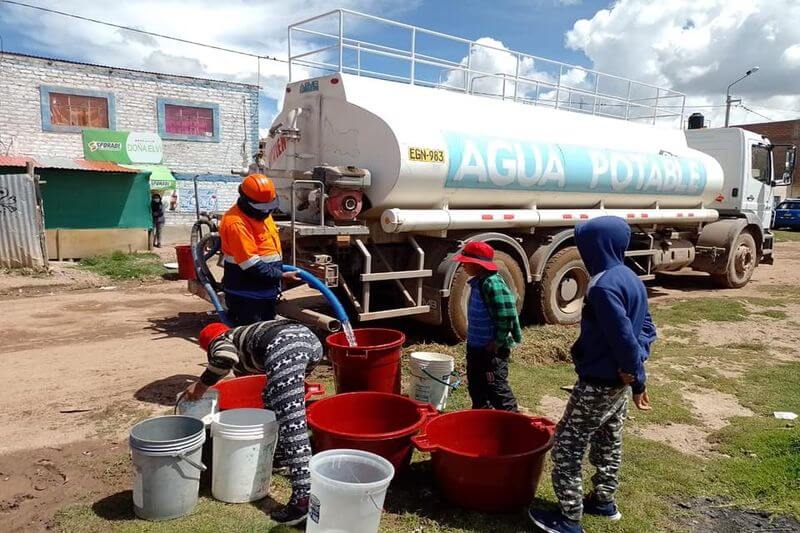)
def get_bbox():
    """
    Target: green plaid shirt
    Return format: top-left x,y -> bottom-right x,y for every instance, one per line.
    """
481,273 -> 523,349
